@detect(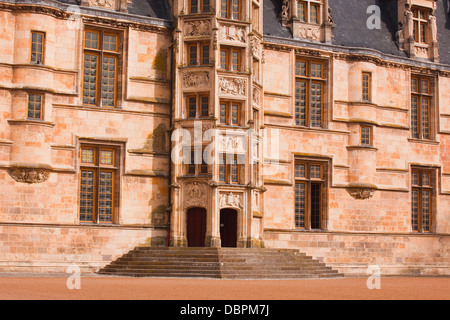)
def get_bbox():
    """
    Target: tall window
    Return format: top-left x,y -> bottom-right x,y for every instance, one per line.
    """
188,42 -> 210,66
362,72 -> 371,102
220,47 -> 242,71
360,126 -> 372,146
31,31 -> 45,64
411,75 -> 433,140
297,0 -> 321,24
221,0 -> 241,20
189,0 -> 210,13
219,154 -> 244,184
294,160 -> 326,229
27,93 -> 43,120
295,59 -> 325,128
185,148 -> 208,175
83,29 -> 120,107
79,145 -> 119,224
219,101 -> 241,126
186,94 -> 209,118
411,168 -> 435,233
412,7 -> 429,44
